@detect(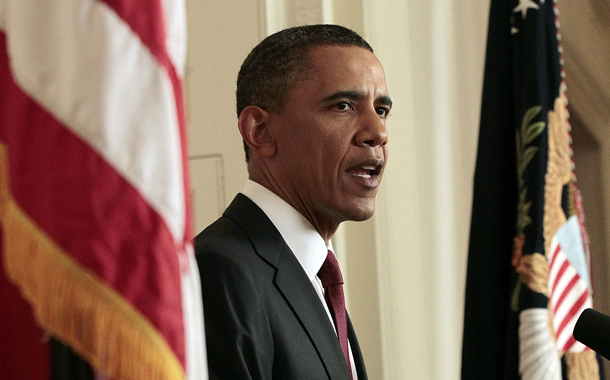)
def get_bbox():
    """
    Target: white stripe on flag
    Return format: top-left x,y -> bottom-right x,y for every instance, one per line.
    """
156,2 -> 207,377
161,0 -> 187,78
548,240 -> 562,288
182,245 -> 208,380
557,216 -> 590,289
553,274 -> 582,322
548,235 -> 592,352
